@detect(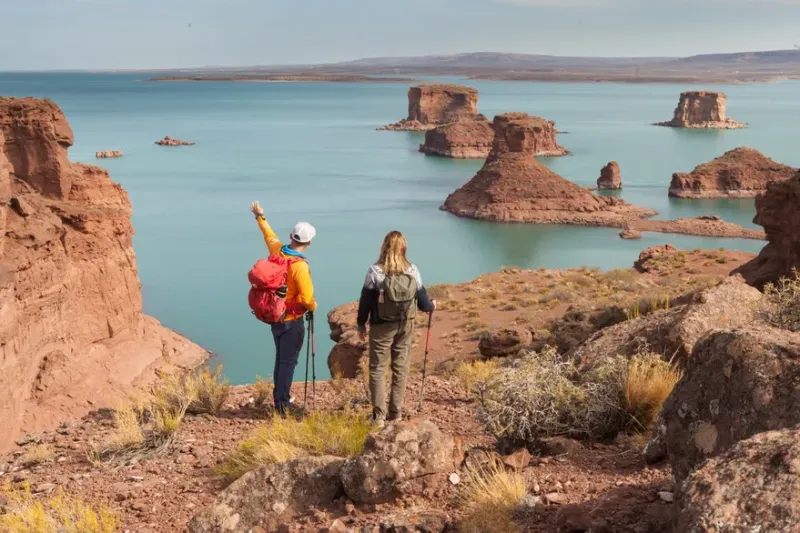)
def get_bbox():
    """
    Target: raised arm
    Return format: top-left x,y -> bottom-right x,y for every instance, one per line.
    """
251,201 -> 282,256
